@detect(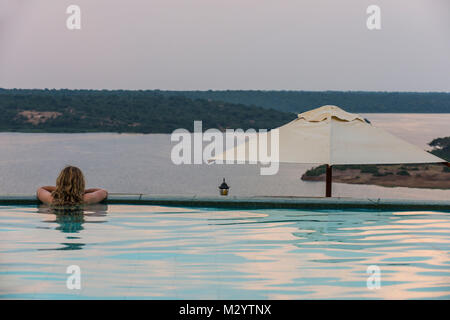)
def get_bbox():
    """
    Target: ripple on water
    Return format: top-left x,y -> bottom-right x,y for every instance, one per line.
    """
0,206 -> 449,299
